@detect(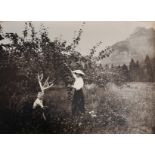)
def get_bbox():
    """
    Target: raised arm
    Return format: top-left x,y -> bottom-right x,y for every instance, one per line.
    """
71,70 -> 77,79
